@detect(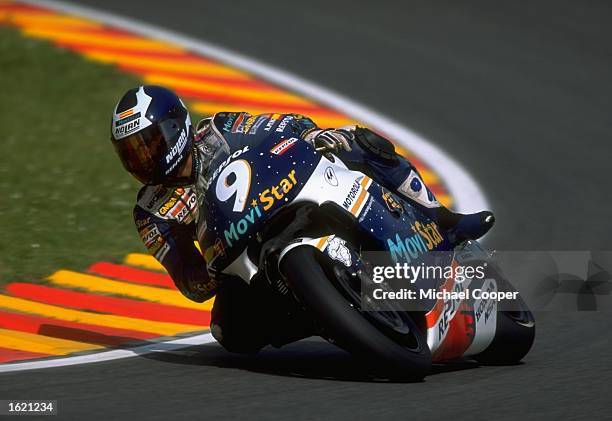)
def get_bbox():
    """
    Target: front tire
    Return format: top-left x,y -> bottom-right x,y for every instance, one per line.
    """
280,247 -> 431,380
